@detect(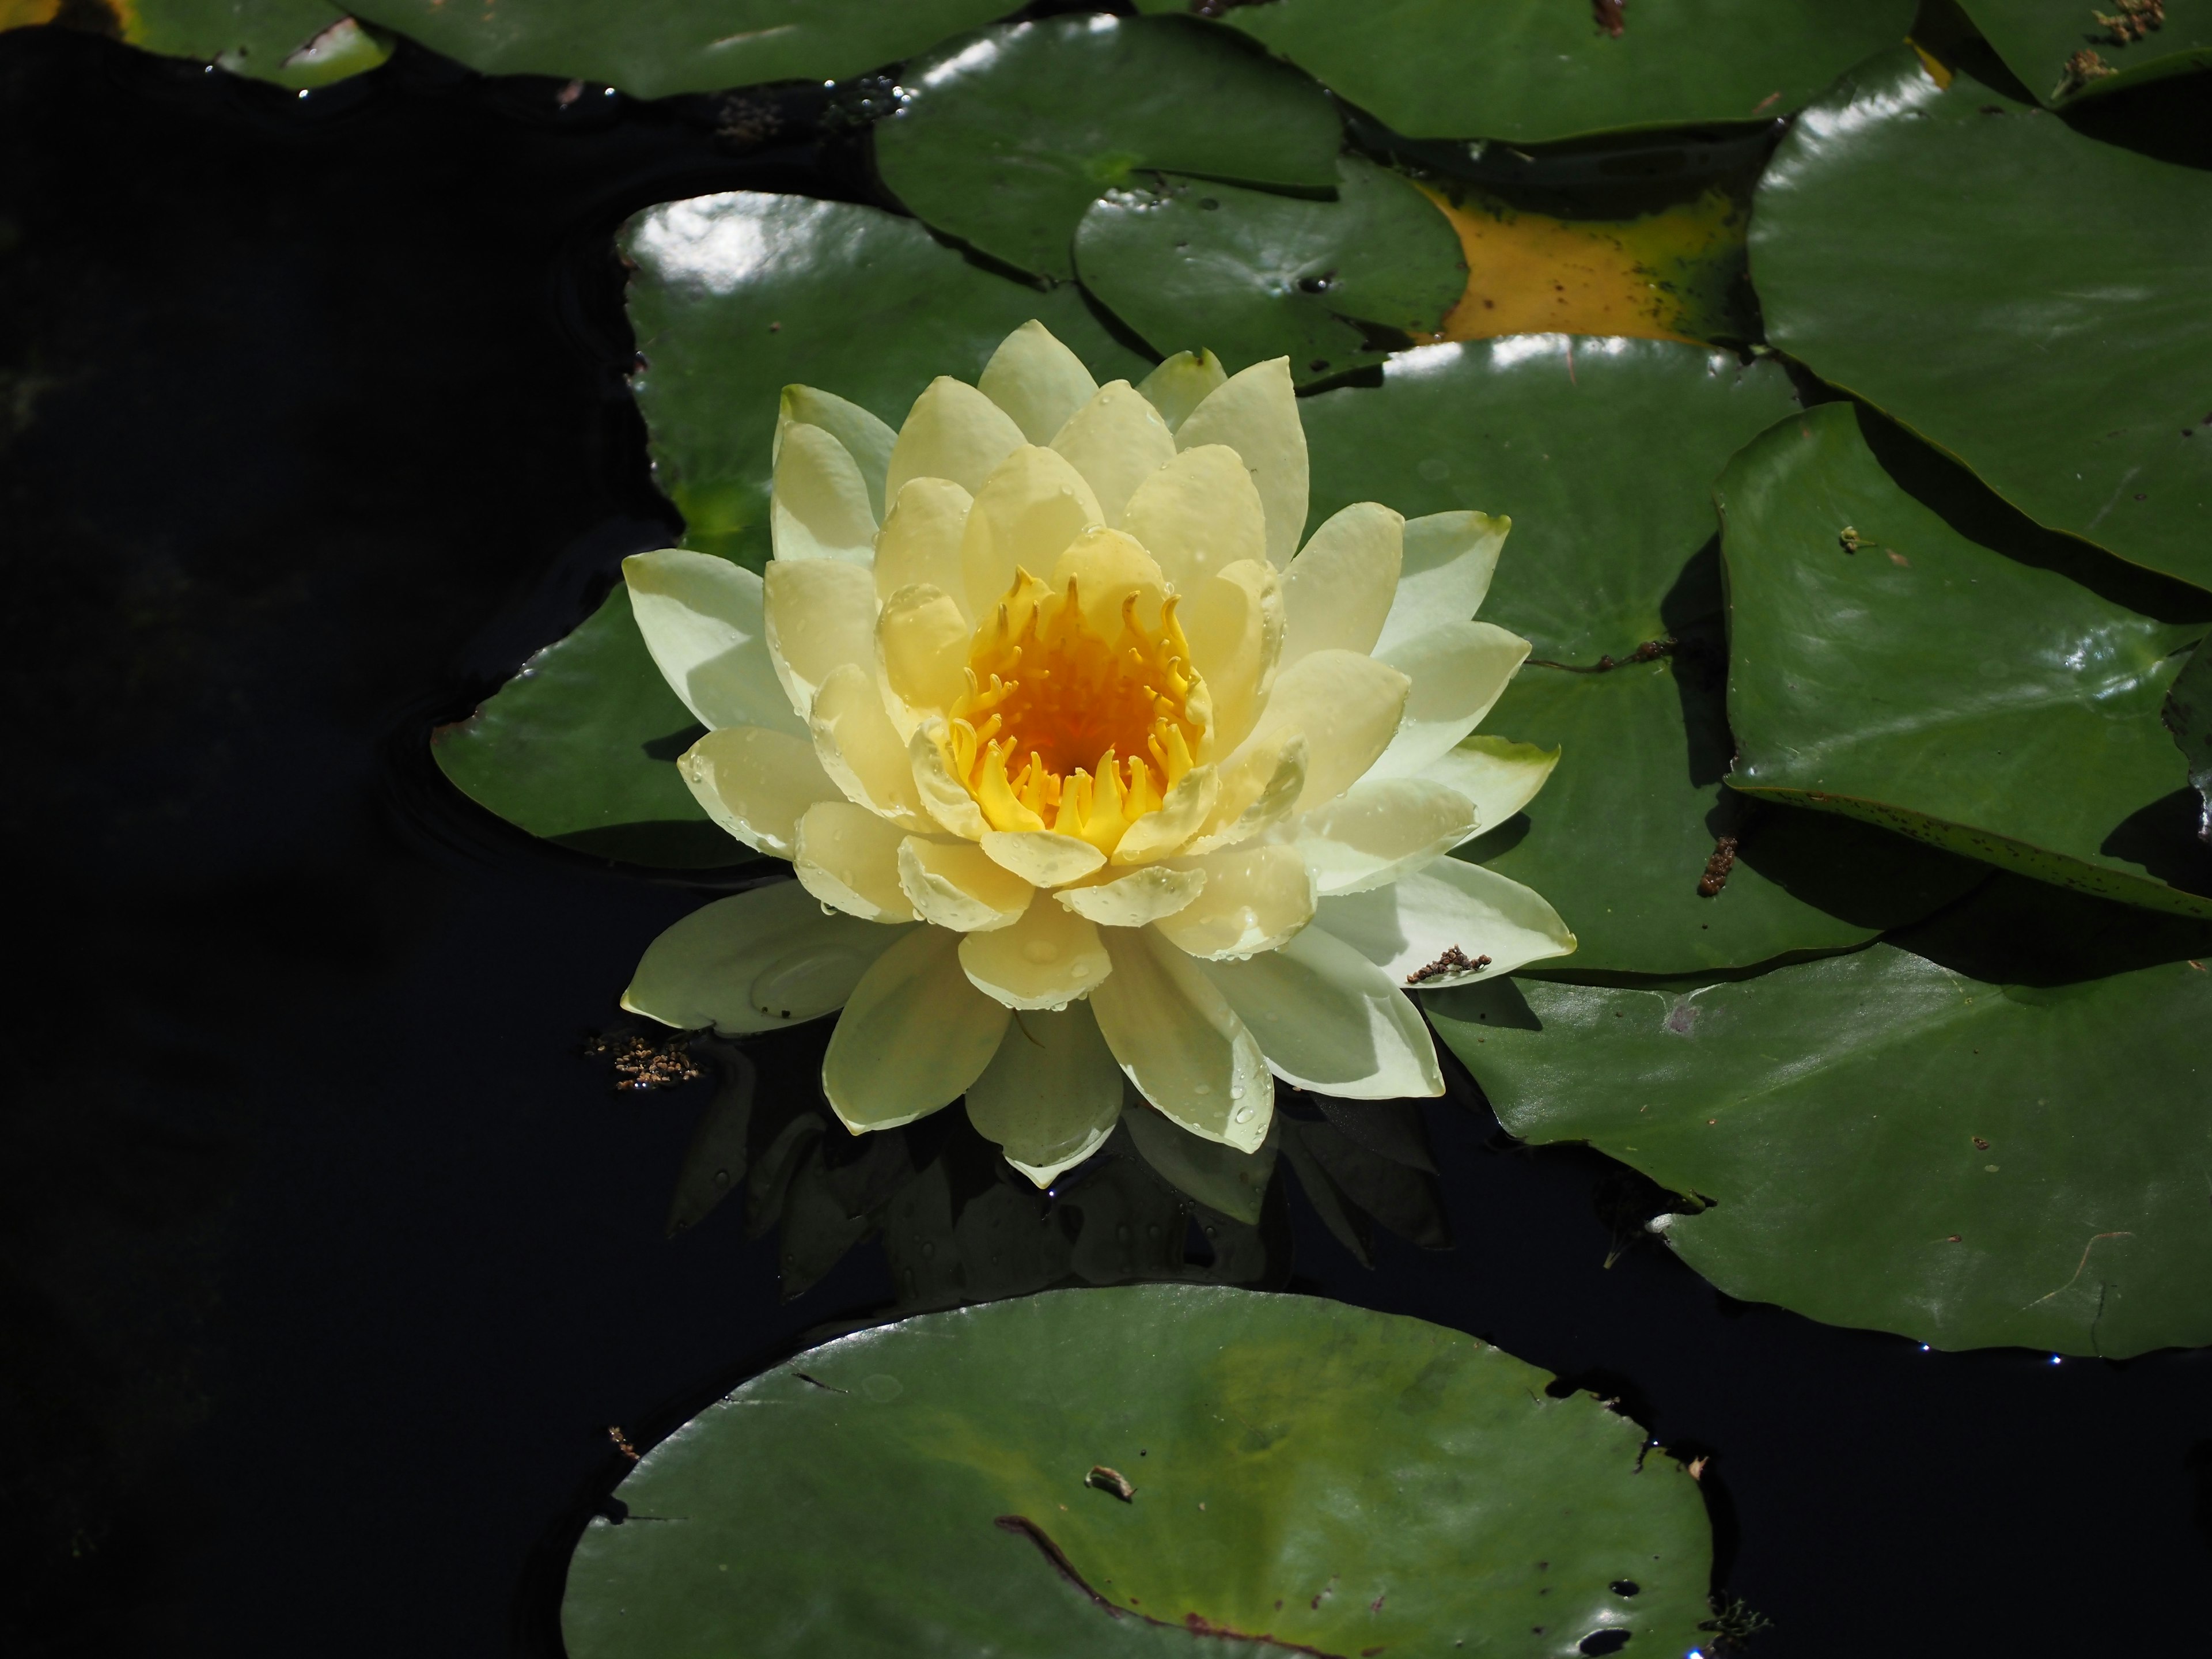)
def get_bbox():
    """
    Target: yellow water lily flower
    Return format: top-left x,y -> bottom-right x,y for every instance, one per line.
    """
619,320 -> 1574,1183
